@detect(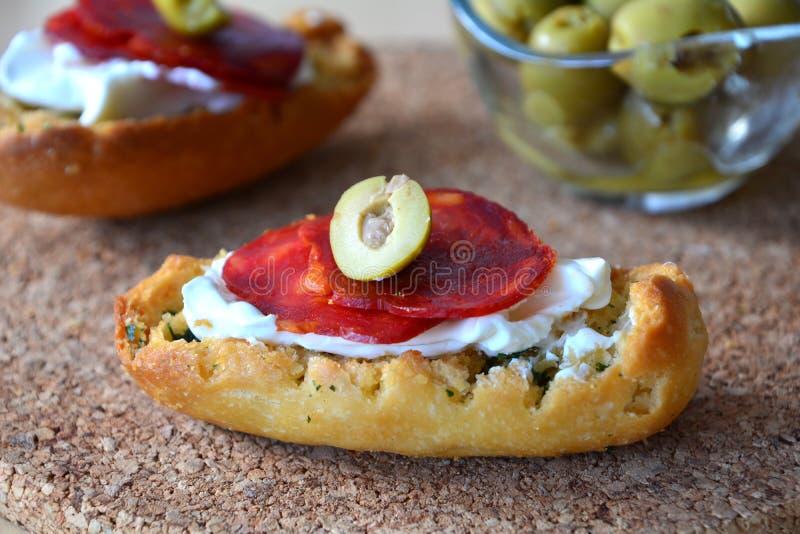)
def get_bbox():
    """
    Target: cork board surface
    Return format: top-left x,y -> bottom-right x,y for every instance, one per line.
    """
1,47 -> 799,533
